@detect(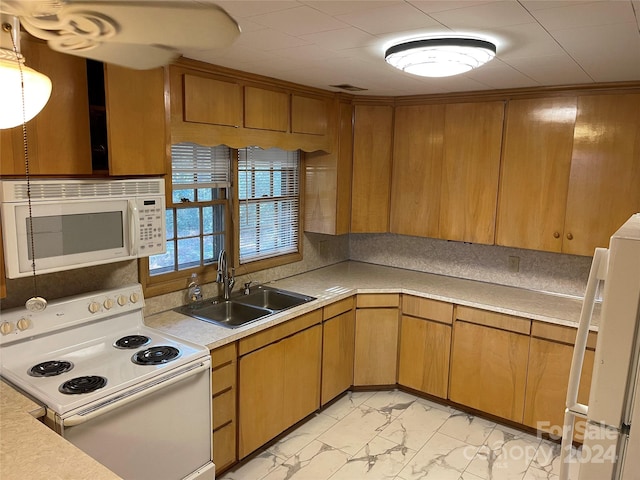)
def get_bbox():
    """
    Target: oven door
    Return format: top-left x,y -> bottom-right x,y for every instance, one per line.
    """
58,359 -> 214,480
